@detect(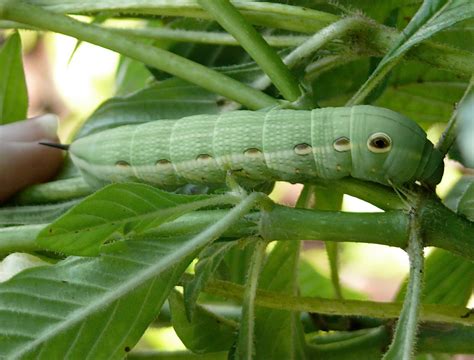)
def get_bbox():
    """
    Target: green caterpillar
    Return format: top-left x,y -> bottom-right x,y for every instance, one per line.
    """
45,106 -> 444,189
